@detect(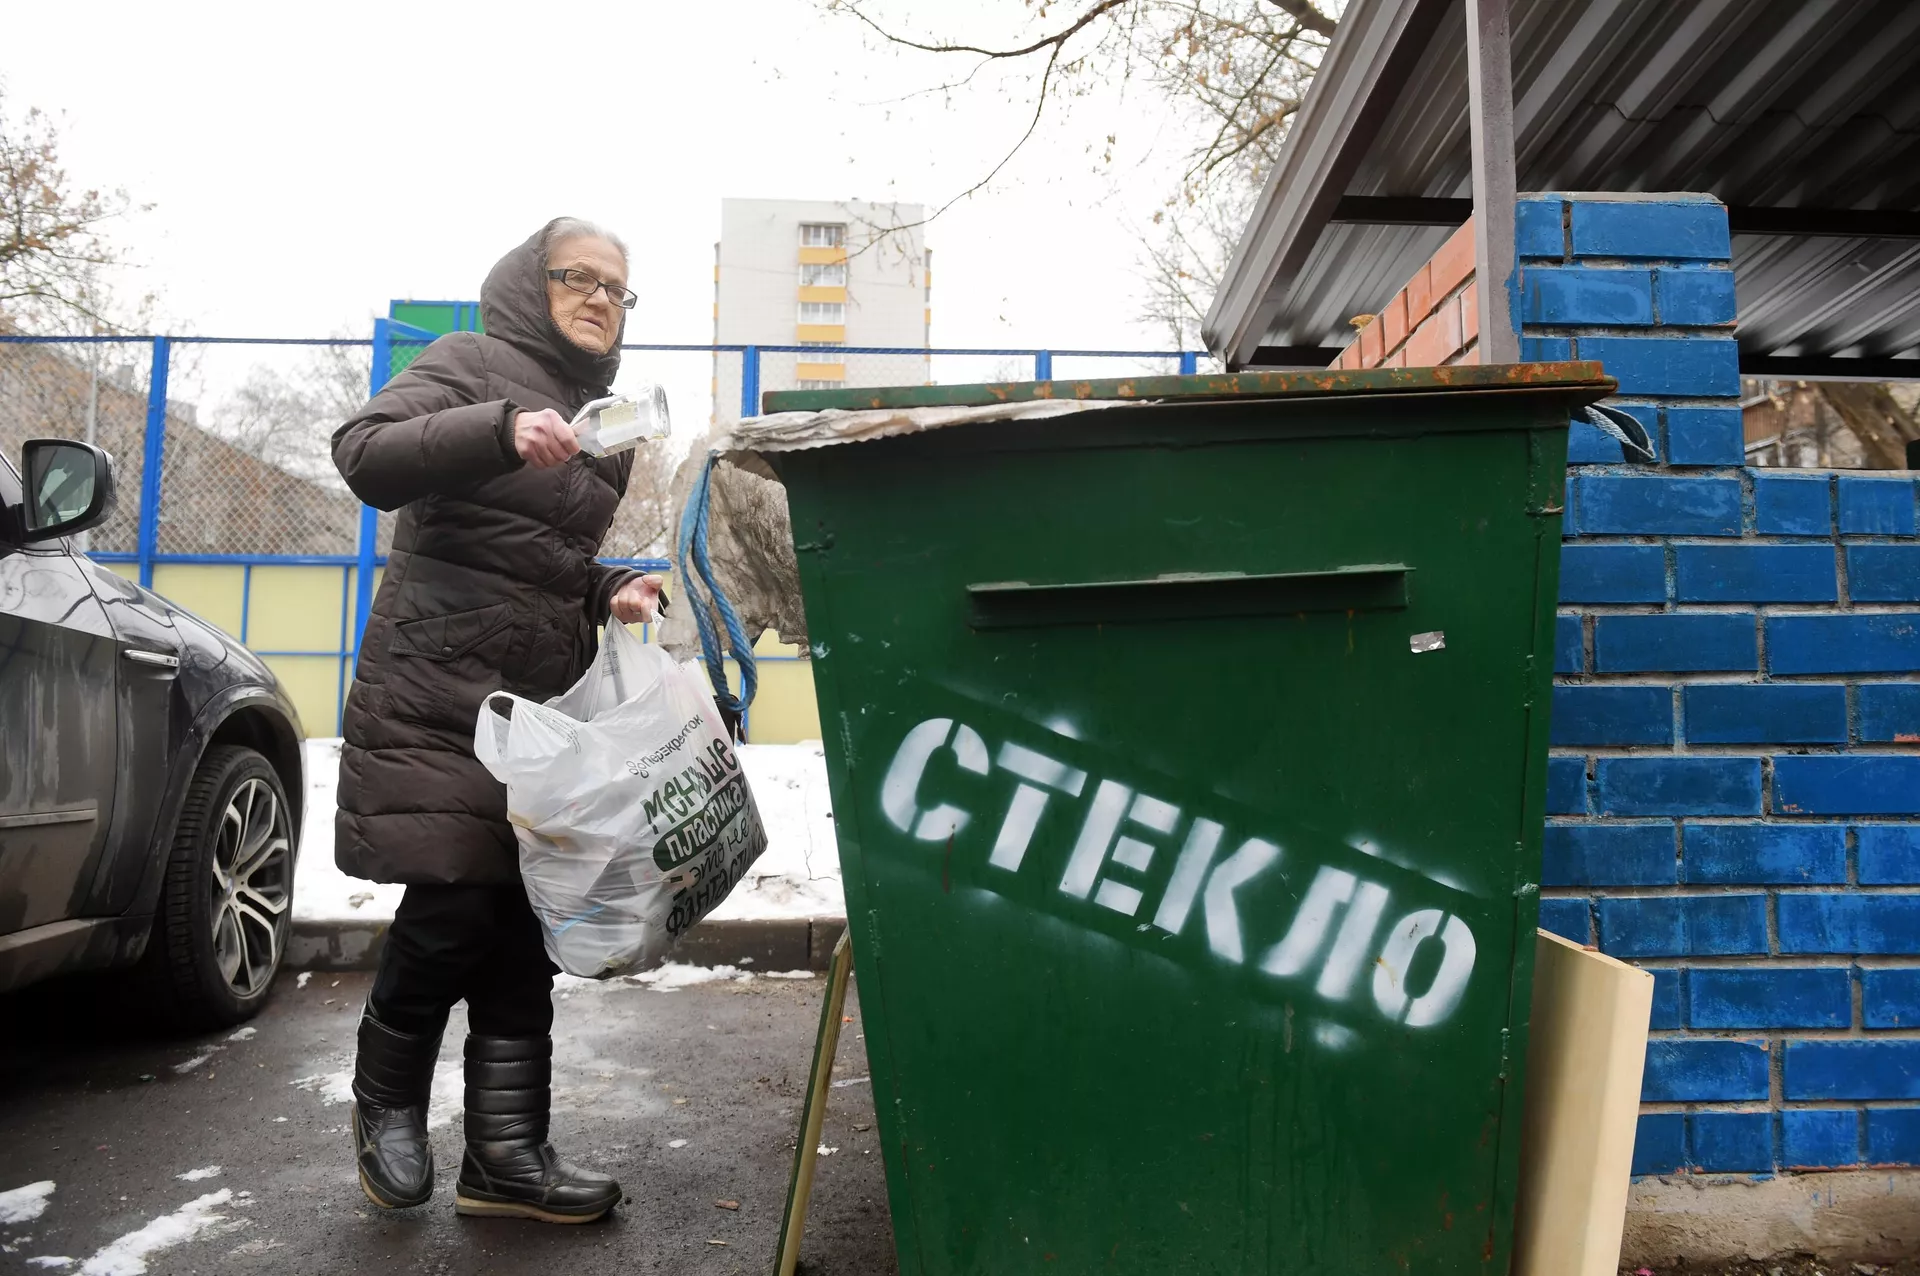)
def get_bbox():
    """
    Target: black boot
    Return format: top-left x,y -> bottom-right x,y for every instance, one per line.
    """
453,1035 -> 621,1223
349,1008 -> 443,1209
